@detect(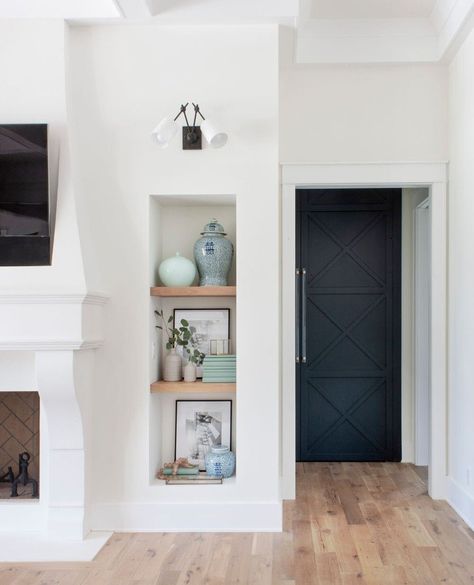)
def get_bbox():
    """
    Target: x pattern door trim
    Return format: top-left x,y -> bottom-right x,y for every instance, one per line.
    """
307,294 -> 386,371
307,378 -> 386,453
307,212 -> 386,289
